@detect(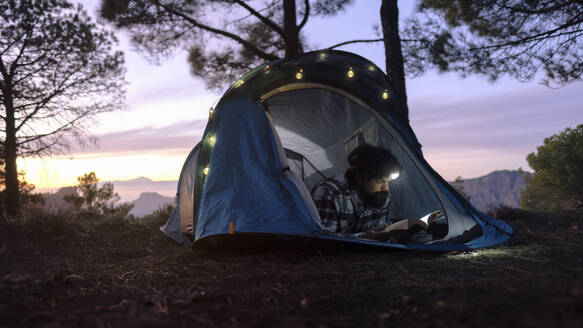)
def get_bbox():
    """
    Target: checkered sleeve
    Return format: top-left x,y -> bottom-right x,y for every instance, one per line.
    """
311,183 -> 339,232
